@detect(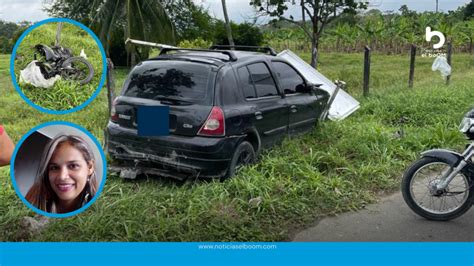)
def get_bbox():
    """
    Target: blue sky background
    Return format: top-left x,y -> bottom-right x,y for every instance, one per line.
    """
0,0 -> 471,23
